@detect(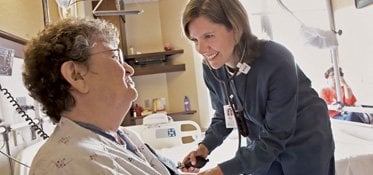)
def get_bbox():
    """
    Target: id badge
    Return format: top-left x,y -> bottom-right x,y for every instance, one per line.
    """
224,105 -> 237,128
